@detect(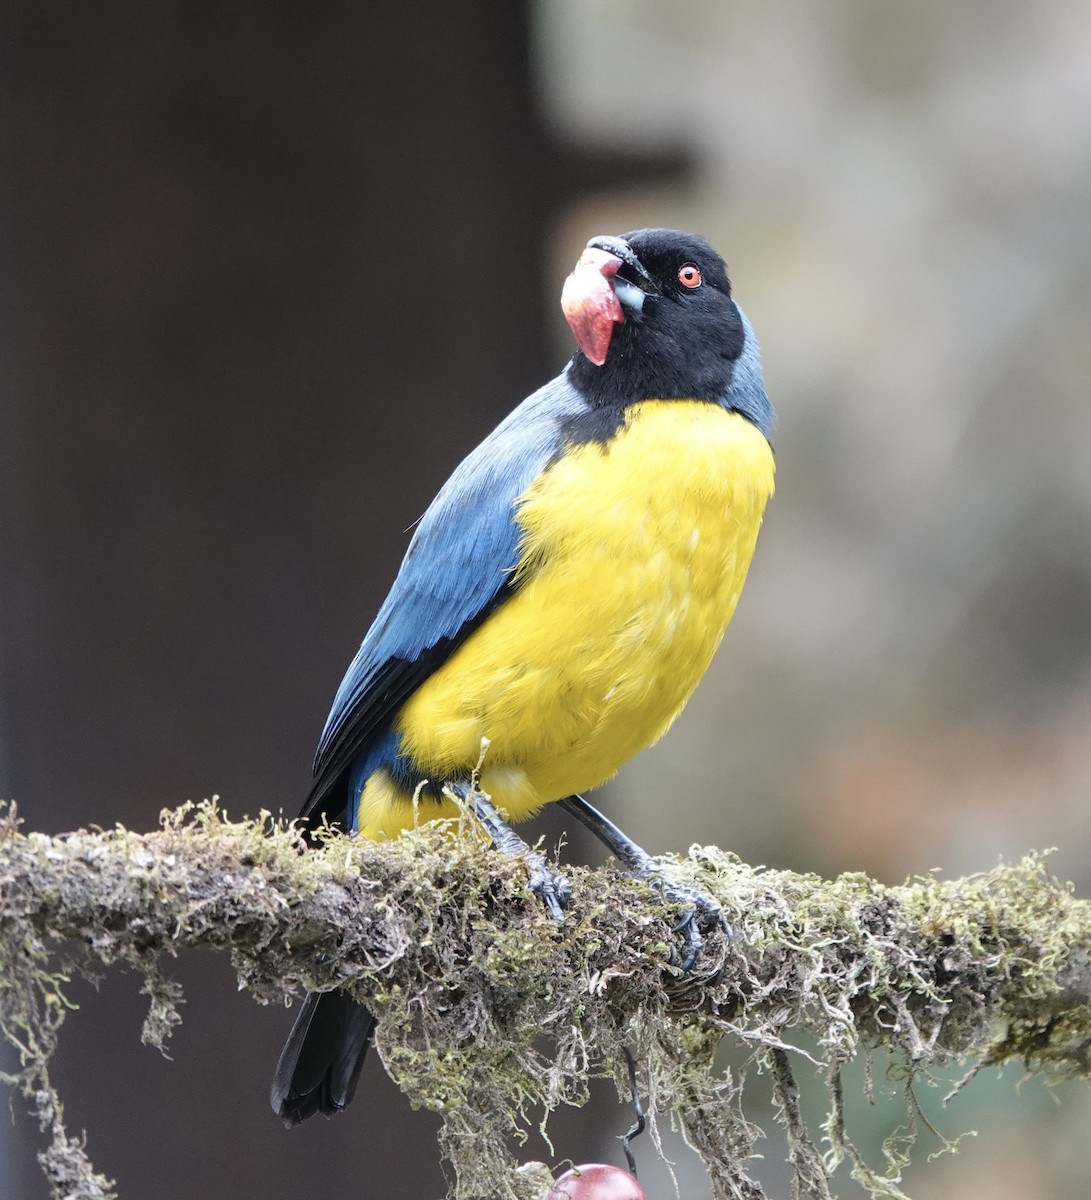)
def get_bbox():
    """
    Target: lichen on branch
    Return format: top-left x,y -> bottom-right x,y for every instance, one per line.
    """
1,800 -> 1090,1200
